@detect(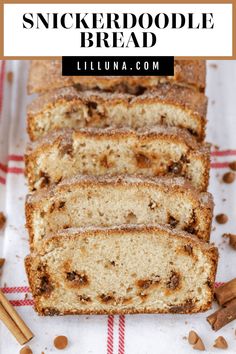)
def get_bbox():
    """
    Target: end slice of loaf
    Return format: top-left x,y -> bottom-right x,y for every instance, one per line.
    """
27,84 -> 207,141
27,60 -> 206,94
25,175 -> 214,249
25,127 -> 210,191
25,224 -> 218,316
